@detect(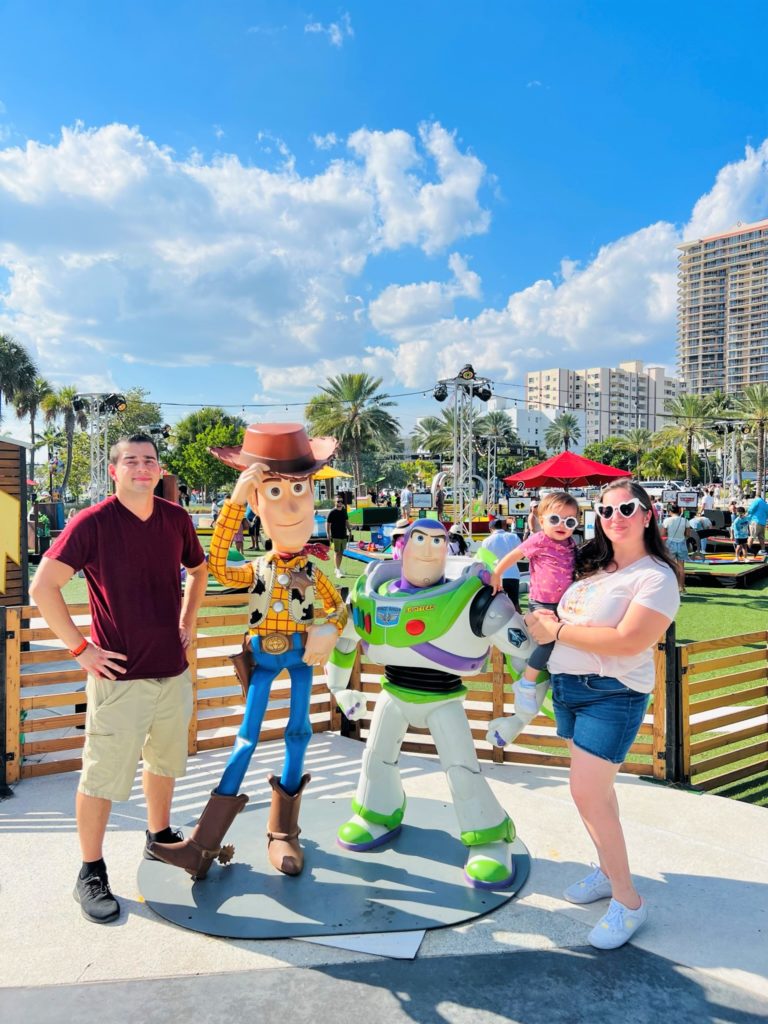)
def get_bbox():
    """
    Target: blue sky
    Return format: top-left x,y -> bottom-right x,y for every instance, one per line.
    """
1,0 -> 767,439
